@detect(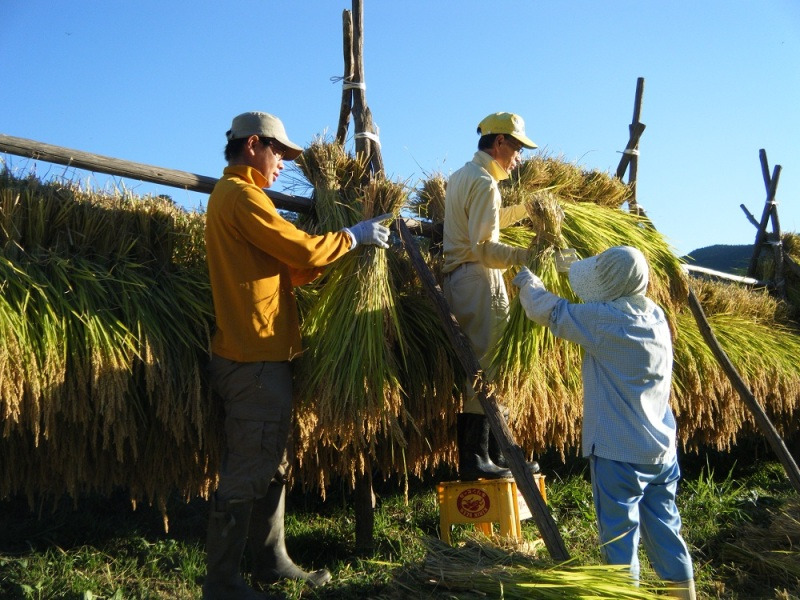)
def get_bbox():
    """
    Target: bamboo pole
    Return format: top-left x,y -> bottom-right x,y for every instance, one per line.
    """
397,218 -> 571,562
0,133 -> 314,213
